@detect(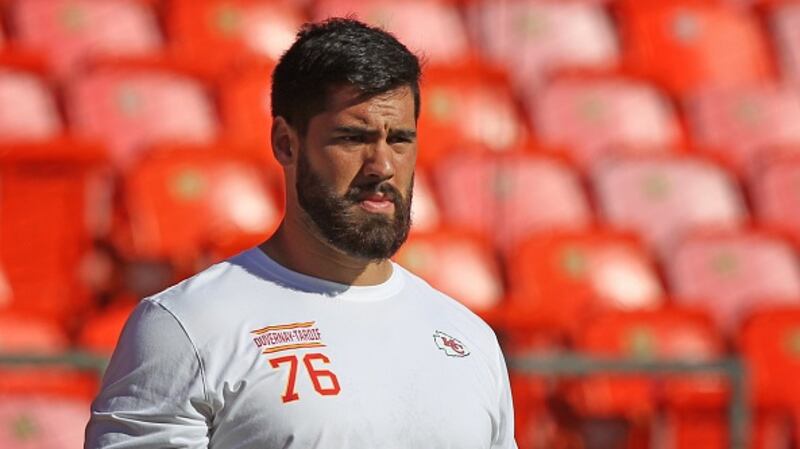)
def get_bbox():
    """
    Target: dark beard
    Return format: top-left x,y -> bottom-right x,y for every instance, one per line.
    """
296,149 -> 413,261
